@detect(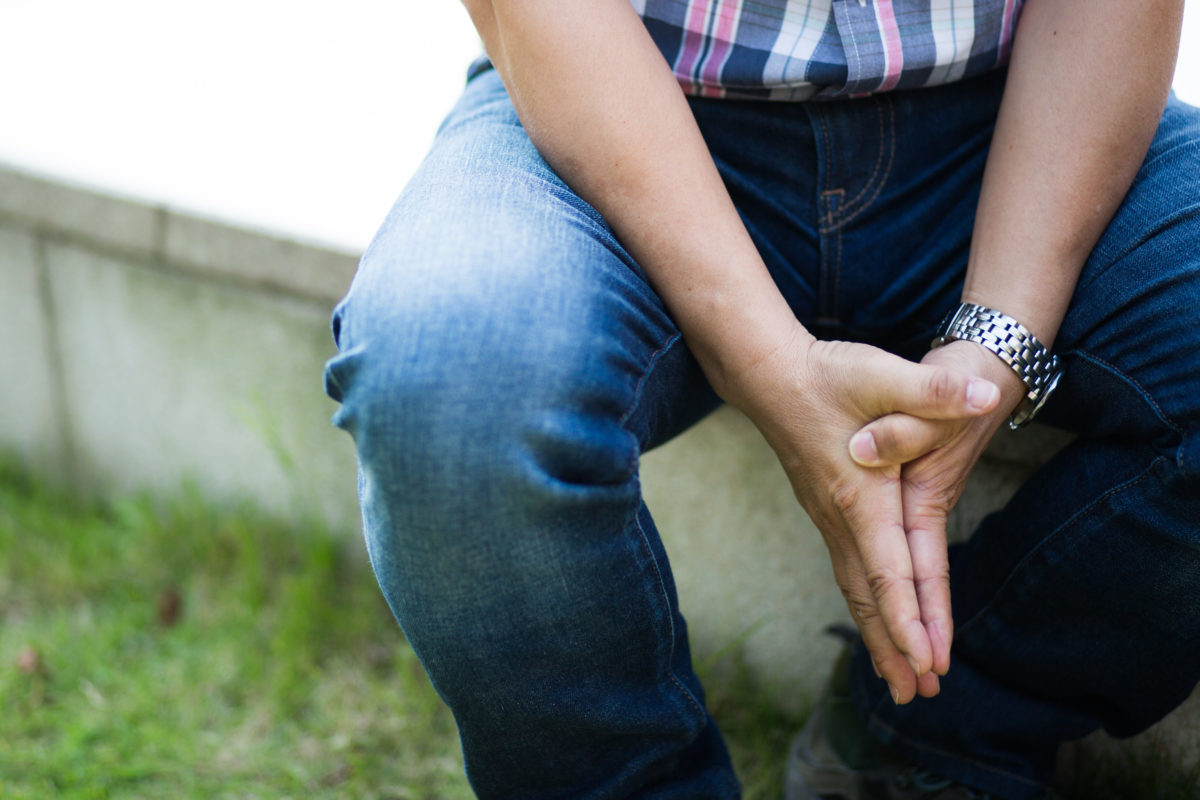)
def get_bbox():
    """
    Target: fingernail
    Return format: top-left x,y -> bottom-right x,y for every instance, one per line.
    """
870,657 -> 881,678
931,675 -> 941,694
933,621 -> 953,671
905,654 -> 924,677
890,684 -> 900,704
966,379 -> 999,412
849,431 -> 878,464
